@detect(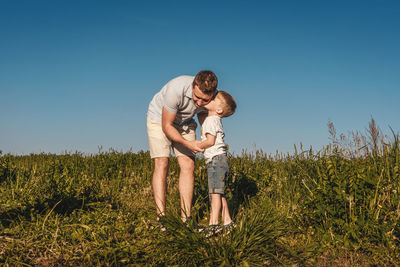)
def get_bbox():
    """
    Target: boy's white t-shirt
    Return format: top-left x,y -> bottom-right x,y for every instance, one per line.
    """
201,115 -> 226,163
